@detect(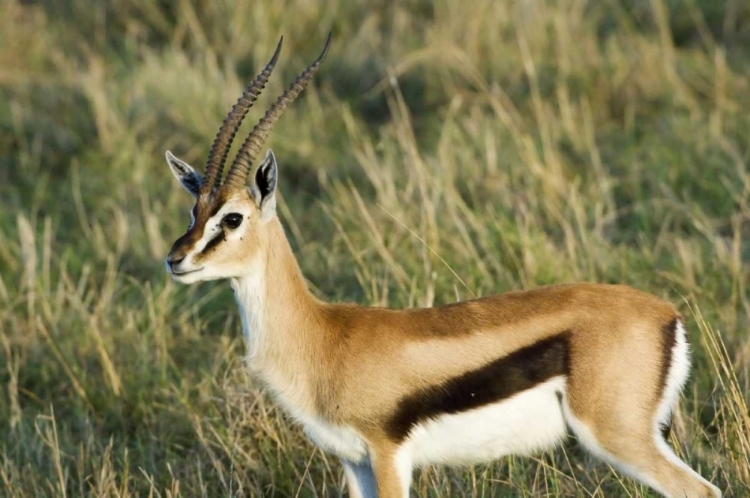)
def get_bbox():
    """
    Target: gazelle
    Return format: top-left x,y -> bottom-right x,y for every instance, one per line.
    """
163,35 -> 721,498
